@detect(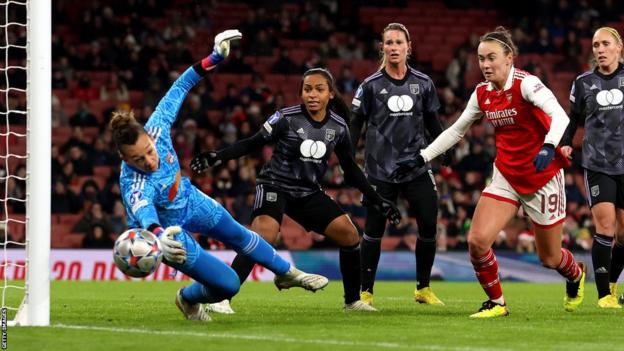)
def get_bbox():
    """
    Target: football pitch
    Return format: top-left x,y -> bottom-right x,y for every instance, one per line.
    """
7,280 -> 624,351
